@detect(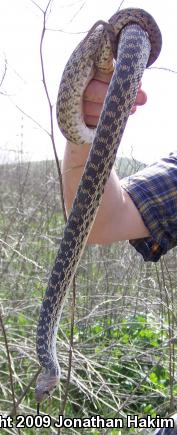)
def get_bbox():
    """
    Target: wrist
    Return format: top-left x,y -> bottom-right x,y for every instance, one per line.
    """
63,140 -> 91,169
61,140 -> 91,181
